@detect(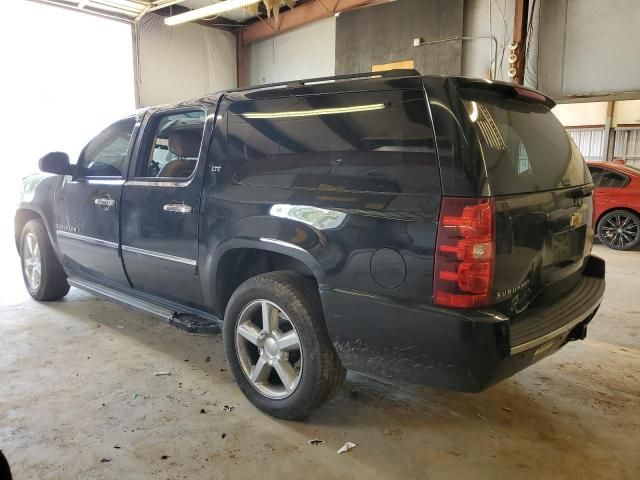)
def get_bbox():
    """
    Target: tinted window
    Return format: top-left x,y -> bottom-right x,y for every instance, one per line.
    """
600,171 -> 627,188
588,166 -> 604,186
226,91 -> 438,194
79,117 -> 135,177
138,110 -> 205,179
460,91 -> 590,195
